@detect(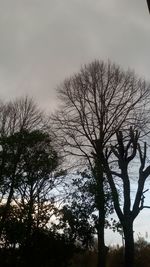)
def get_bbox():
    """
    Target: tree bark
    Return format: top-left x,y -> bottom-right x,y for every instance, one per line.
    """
97,186 -> 106,267
123,221 -> 134,267
95,156 -> 107,267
